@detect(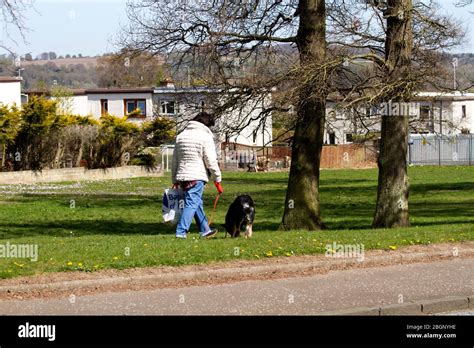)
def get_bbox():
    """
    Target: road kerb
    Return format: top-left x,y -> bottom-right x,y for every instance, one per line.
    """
0,246 -> 472,300
321,295 -> 472,316
420,297 -> 469,314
